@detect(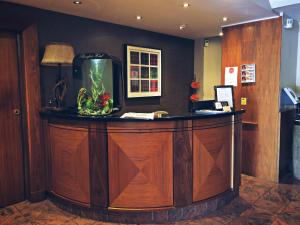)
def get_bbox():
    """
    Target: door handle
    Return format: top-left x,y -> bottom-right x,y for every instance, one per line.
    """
13,109 -> 21,116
